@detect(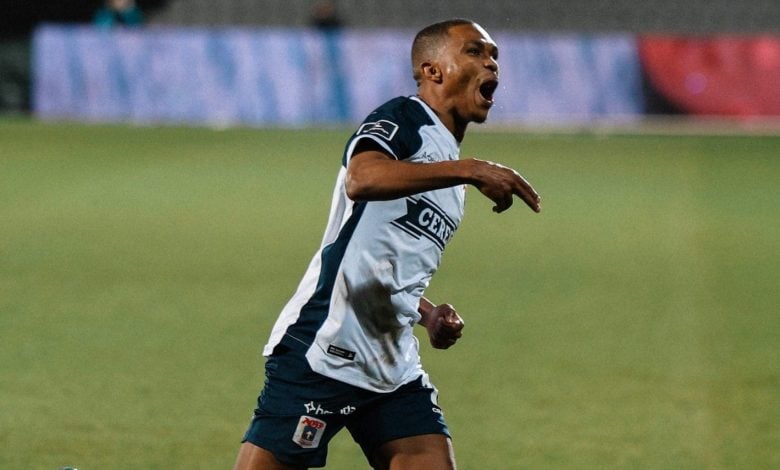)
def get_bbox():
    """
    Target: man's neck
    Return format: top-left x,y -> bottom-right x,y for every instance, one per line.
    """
415,93 -> 467,143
